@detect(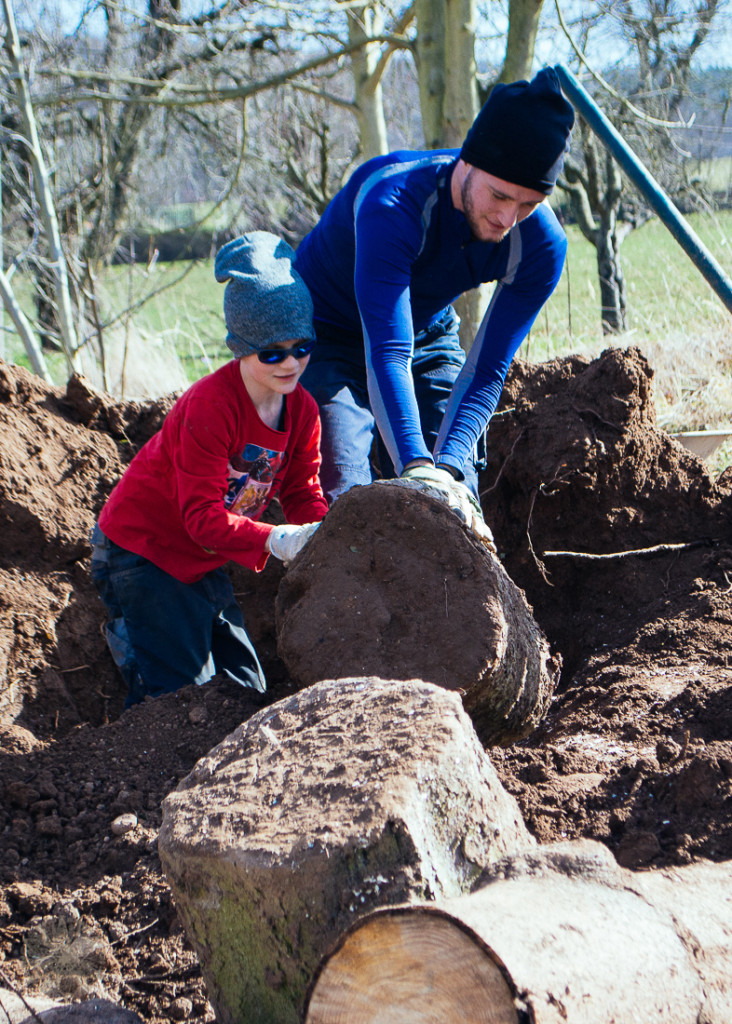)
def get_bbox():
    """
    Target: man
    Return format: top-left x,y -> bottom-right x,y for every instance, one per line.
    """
294,66 -> 574,531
